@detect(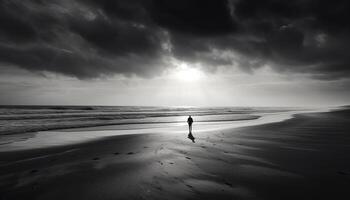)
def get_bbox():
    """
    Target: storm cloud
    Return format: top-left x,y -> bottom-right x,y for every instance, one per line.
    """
0,0 -> 349,79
